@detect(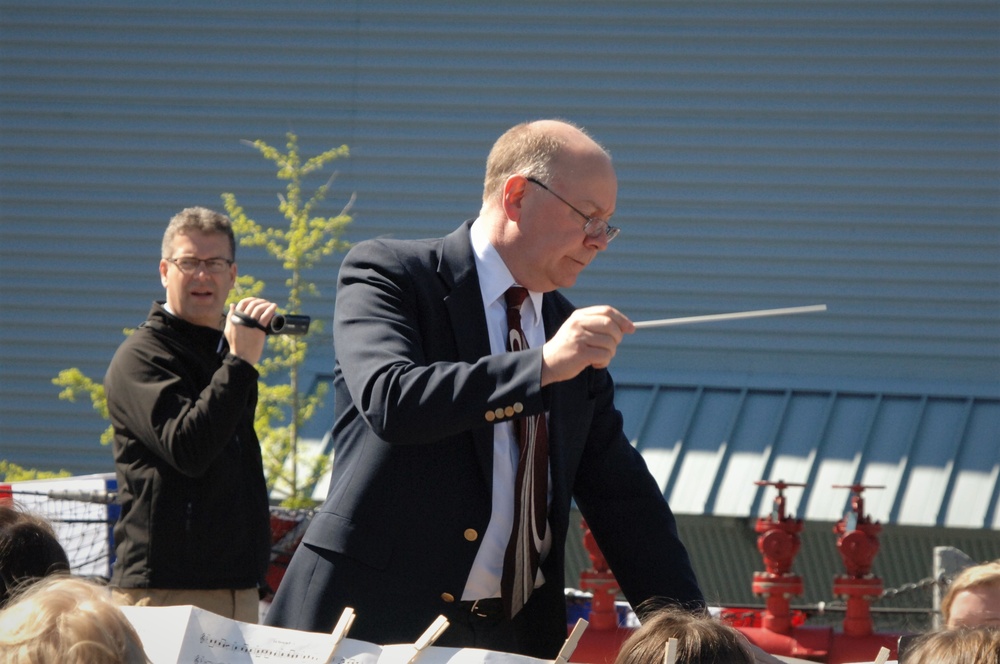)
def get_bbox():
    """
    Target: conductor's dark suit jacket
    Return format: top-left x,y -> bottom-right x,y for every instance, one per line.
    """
265,221 -> 703,657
